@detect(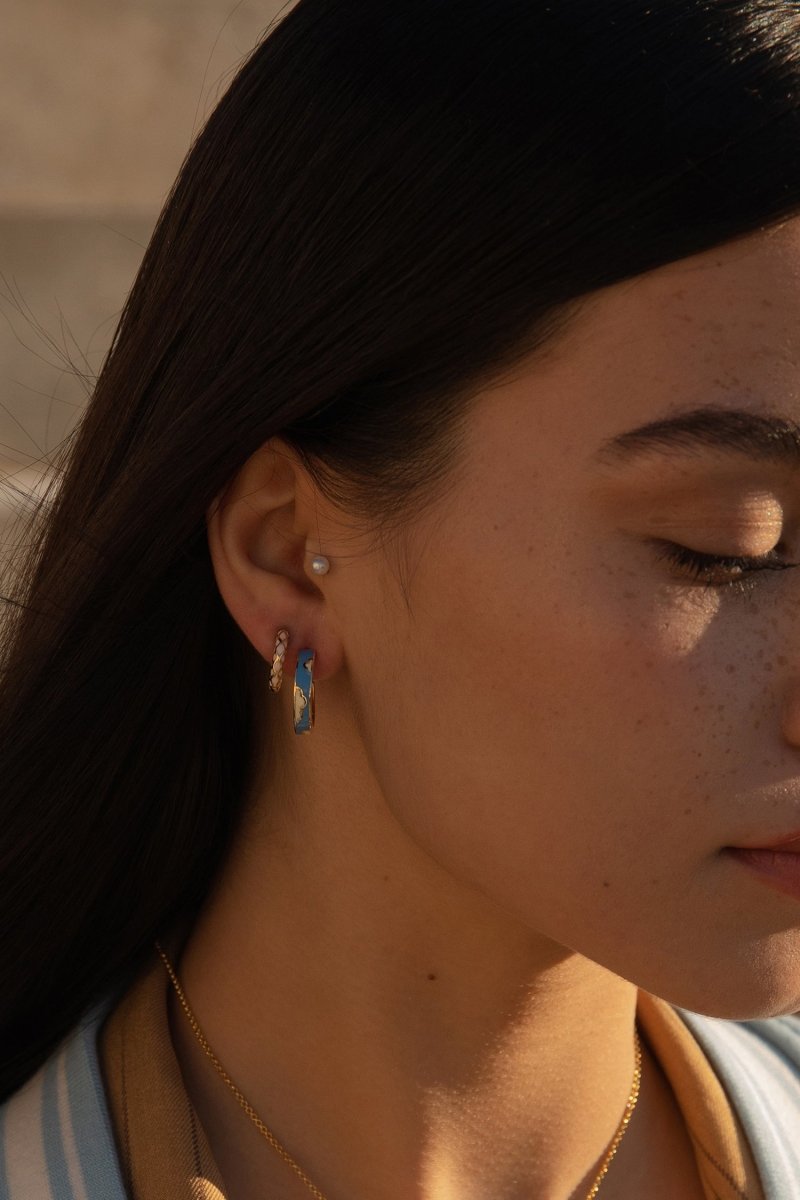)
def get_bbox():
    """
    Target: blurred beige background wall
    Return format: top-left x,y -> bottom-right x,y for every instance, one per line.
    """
0,0 -> 292,546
